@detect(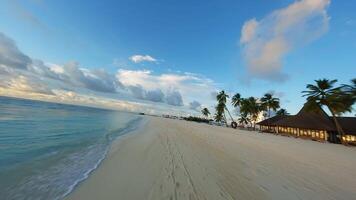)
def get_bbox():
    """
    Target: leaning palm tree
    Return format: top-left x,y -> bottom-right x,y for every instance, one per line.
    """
260,93 -> 280,118
302,79 -> 353,143
216,90 -> 235,126
276,108 -> 289,116
201,108 -> 210,118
